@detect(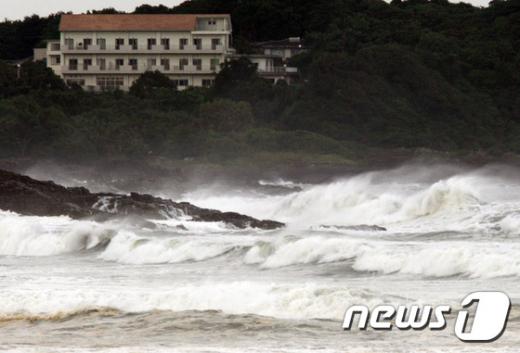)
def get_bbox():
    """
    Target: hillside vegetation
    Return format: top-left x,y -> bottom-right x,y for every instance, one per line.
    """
0,0 -> 519,165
